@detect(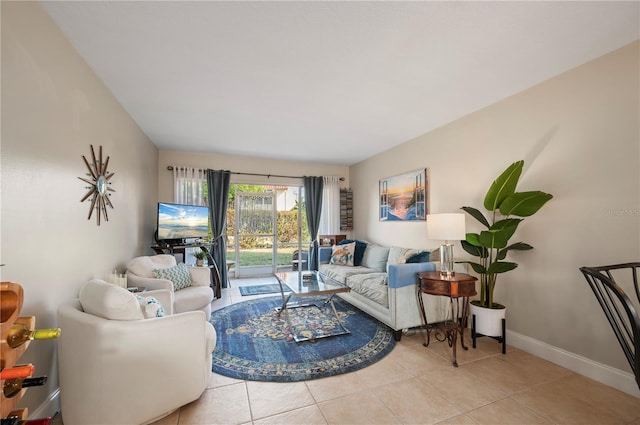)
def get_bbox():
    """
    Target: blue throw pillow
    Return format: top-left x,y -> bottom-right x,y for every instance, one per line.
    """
406,251 -> 430,263
338,239 -> 367,266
